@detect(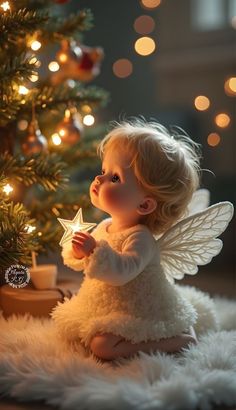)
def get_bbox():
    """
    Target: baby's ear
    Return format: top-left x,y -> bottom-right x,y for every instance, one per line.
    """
137,197 -> 157,215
